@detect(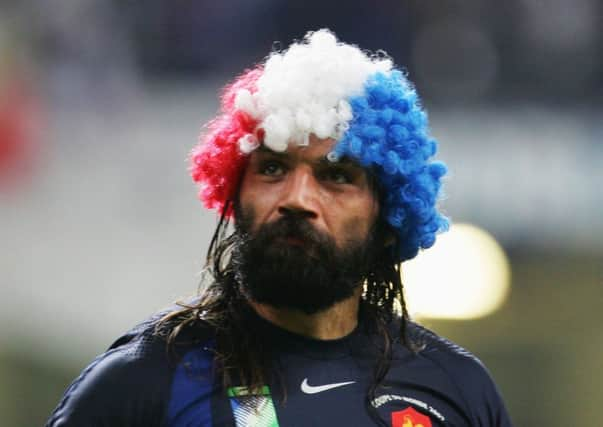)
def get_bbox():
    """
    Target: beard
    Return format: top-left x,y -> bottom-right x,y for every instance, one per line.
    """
231,207 -> 381,315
